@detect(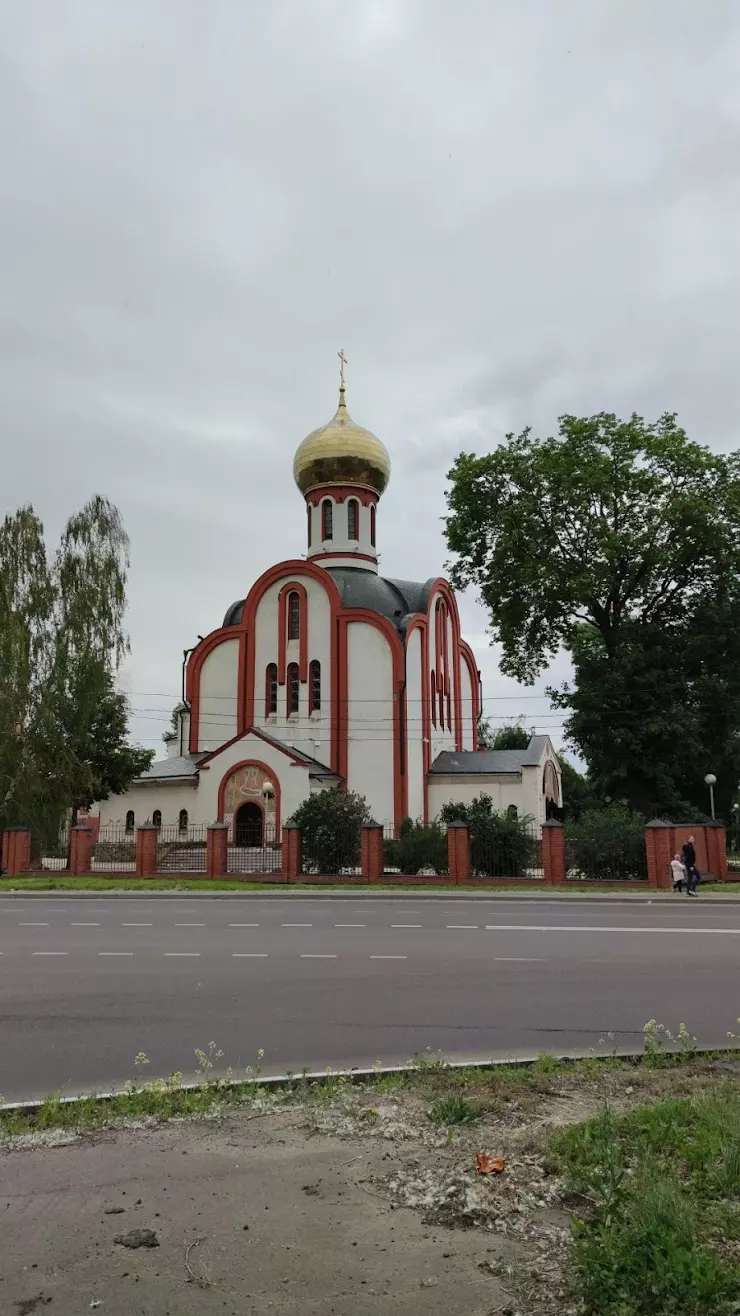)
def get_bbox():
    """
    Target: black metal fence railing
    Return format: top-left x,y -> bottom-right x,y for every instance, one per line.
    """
300,827 -> 362,876
34,821 -> 71,870
228,825 -> 281,875
156,824 -> 208,873
565,829 -> 648,882
382,819 -> 449,876
470,821 -> 543,880
93,824 -> 136,872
